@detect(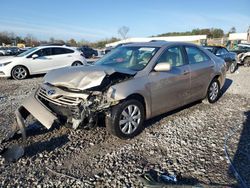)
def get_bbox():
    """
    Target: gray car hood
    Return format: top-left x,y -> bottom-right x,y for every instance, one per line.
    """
43,65 -> 136,90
